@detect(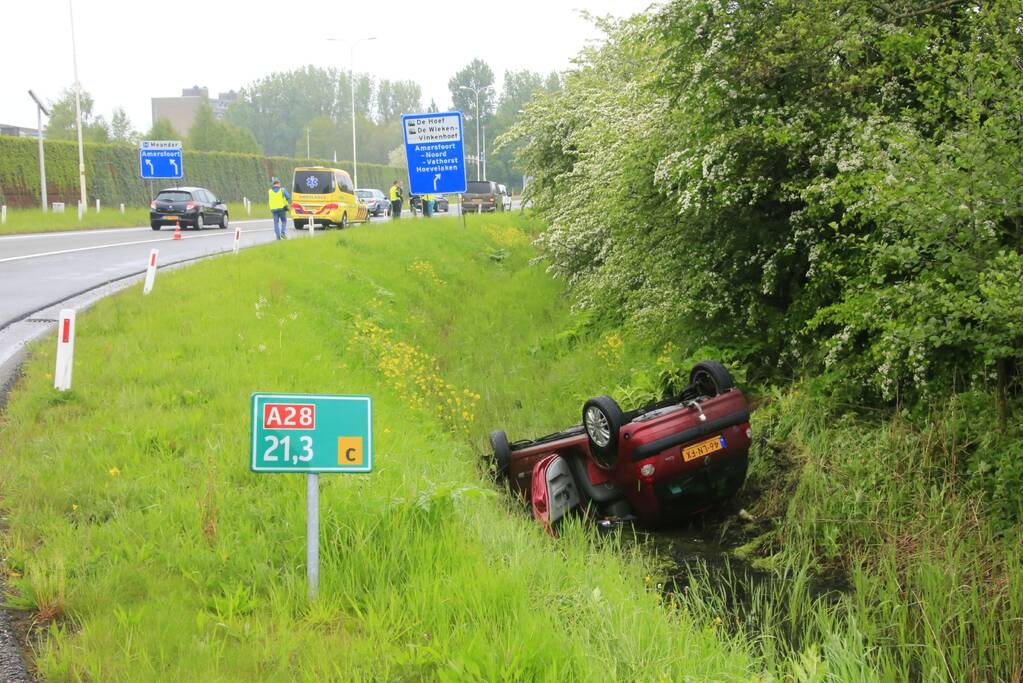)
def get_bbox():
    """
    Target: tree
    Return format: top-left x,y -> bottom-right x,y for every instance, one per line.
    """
110,107 -> 137,144
376,80 -> 422,122
45,87 -> 110,142
188,101 -> 261,154
146,118 -> 181,141
448,59 -> 496,123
